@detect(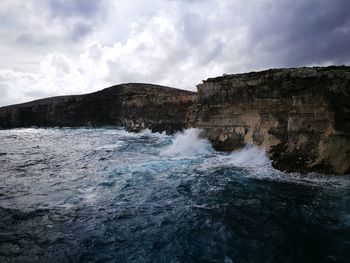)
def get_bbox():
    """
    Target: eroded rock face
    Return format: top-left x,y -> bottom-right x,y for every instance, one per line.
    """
117,84 -> 196,133
188,66 -> 350,174
1,67 -> 349,174
0,83 -> 196,134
